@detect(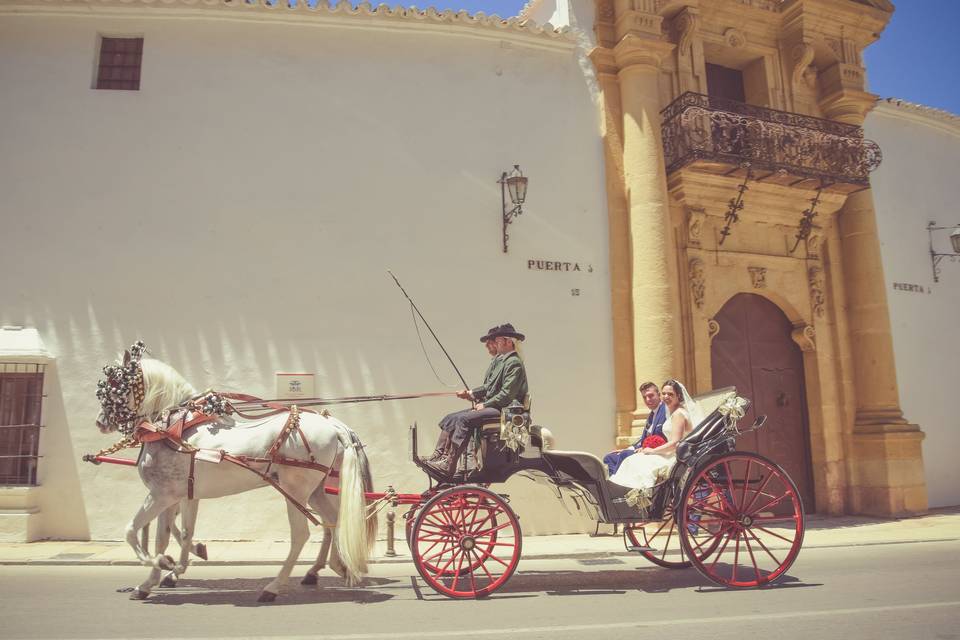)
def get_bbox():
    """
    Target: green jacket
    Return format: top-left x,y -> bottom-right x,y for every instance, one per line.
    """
471,351 -> 528,410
